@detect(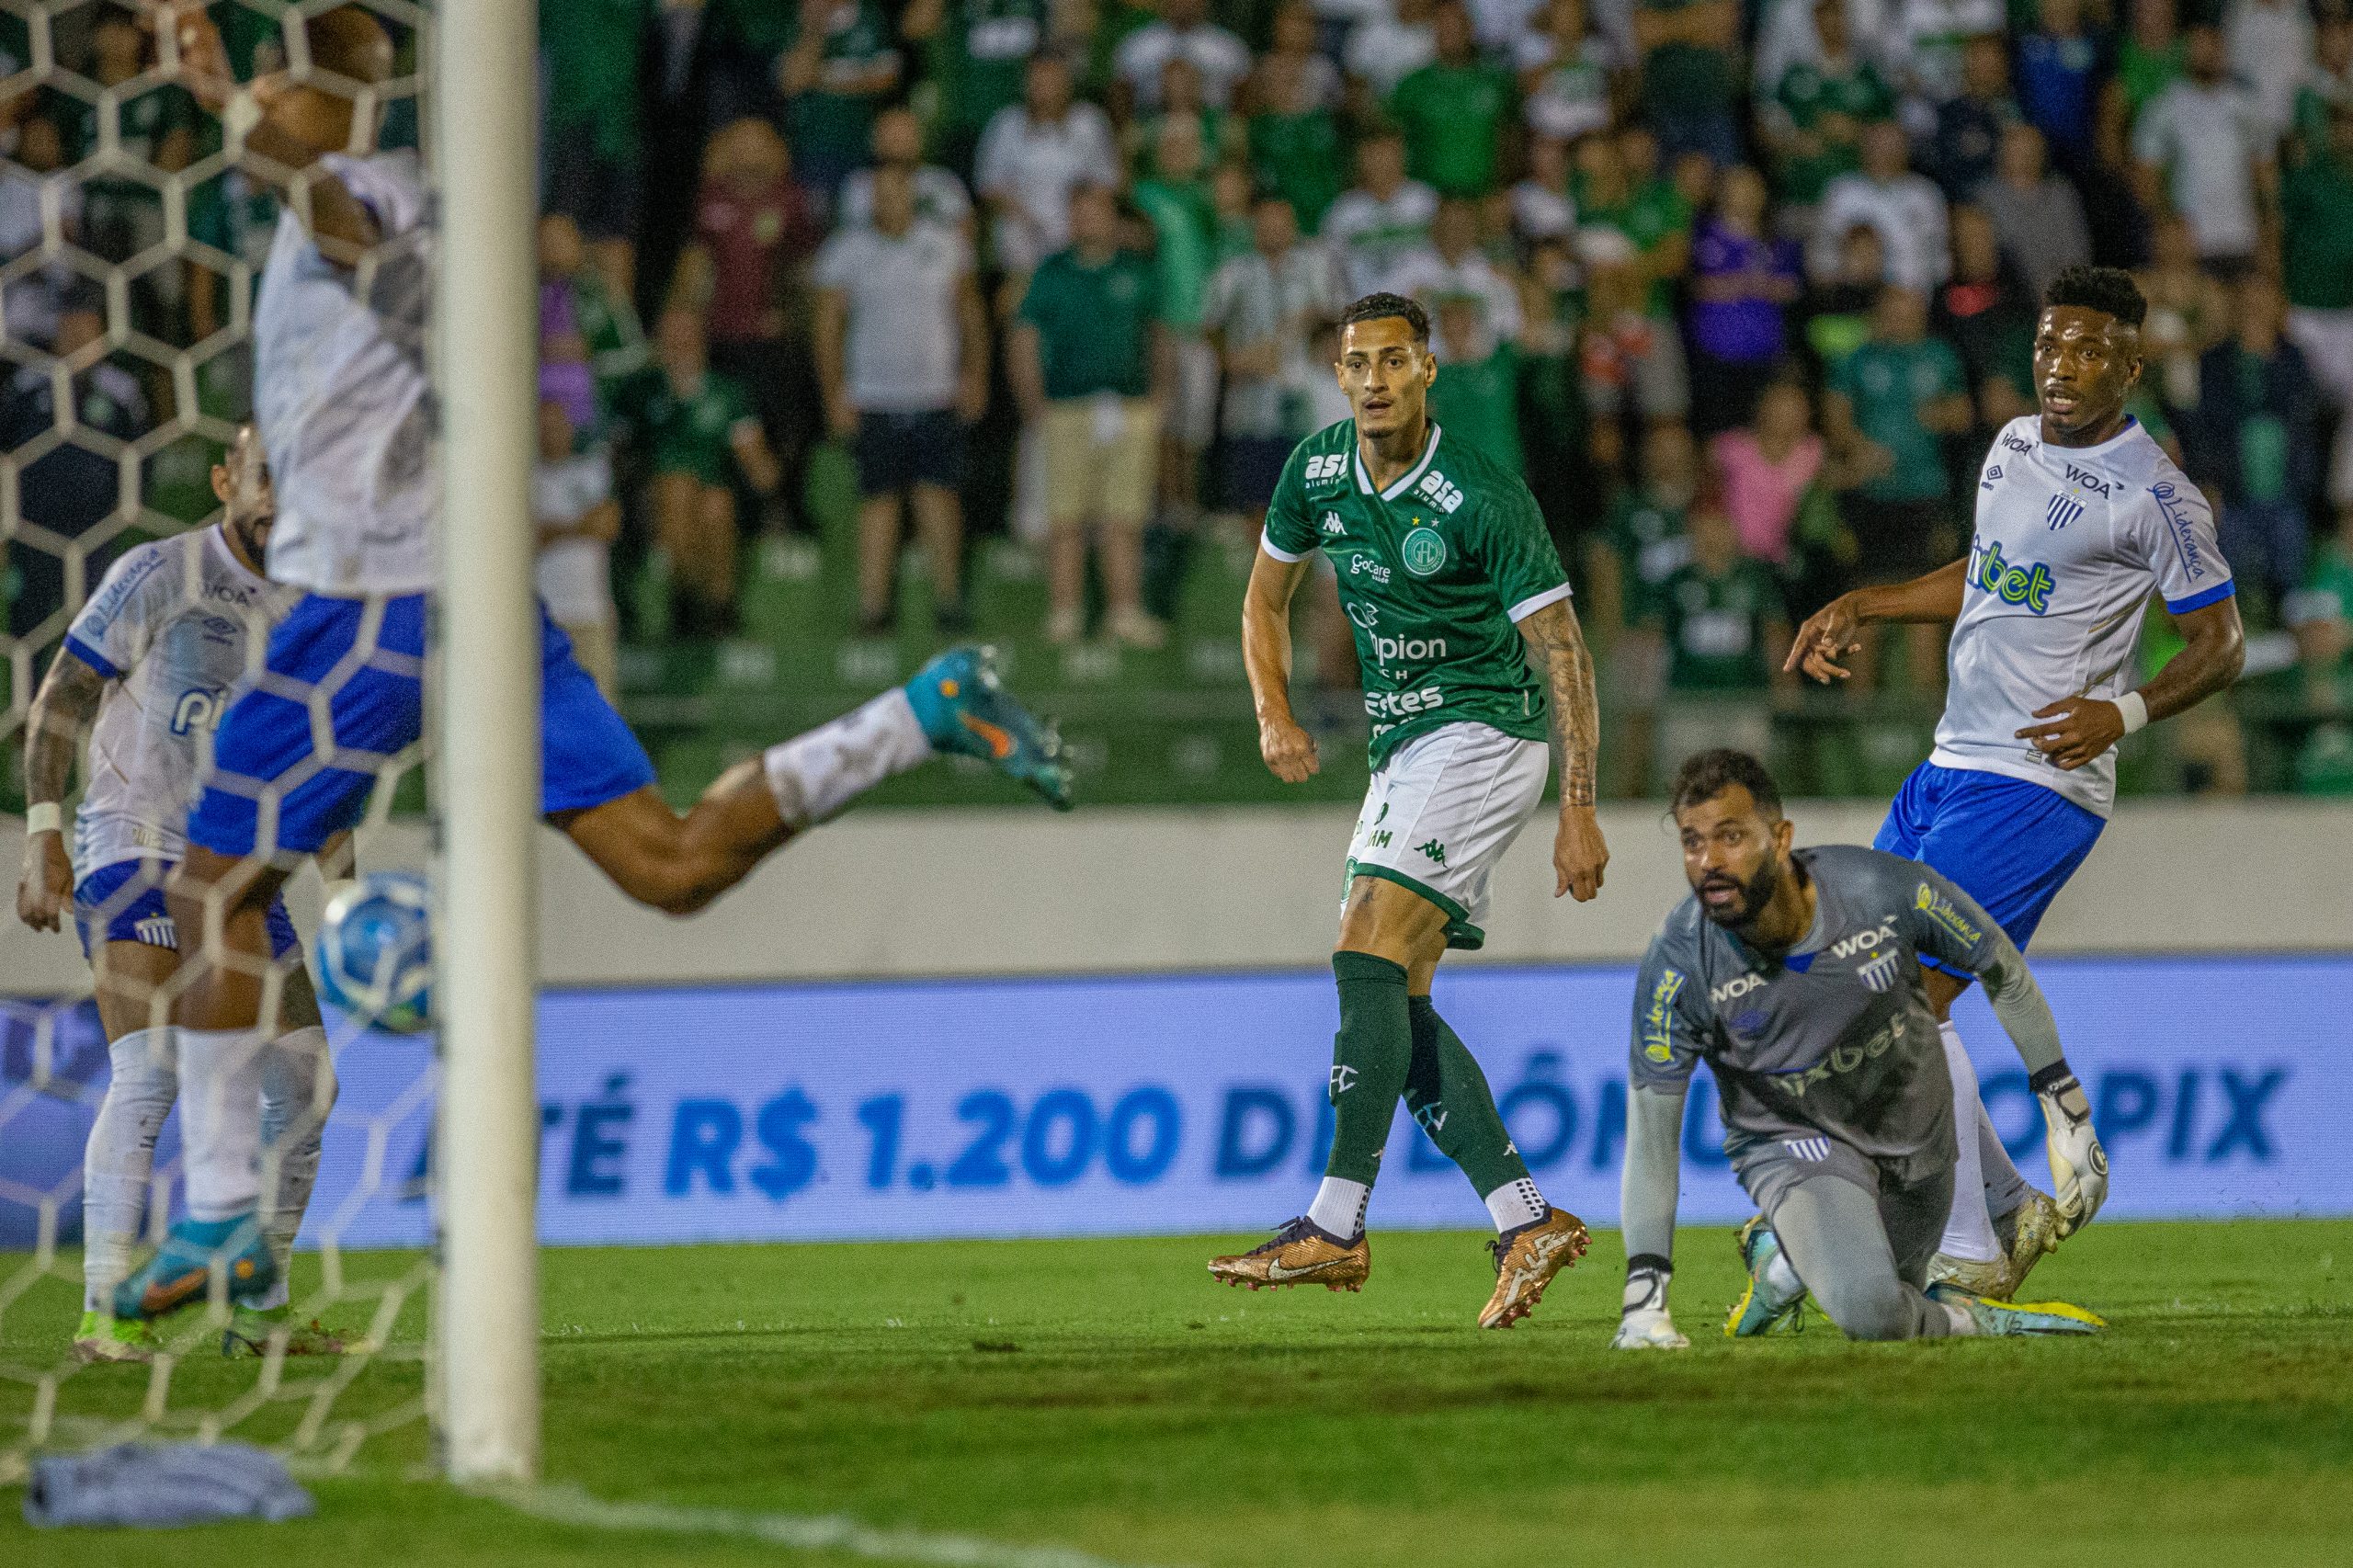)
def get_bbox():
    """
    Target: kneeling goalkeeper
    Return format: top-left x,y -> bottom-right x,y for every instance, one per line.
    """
1613,751 -> 2109,1347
